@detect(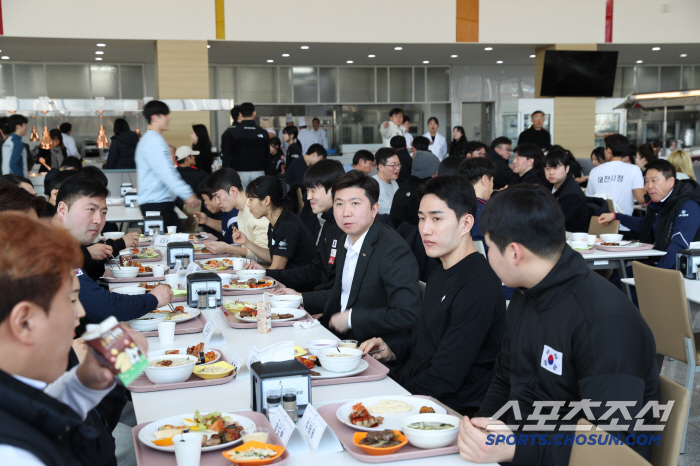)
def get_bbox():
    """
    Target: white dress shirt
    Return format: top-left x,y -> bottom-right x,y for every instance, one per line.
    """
423,132 -> 448,161
311,128 -> 328,149
404,131 -> 414,151
61,133 -> 80,158
339,228 -> 370,330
